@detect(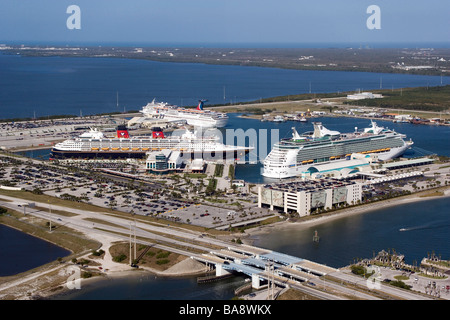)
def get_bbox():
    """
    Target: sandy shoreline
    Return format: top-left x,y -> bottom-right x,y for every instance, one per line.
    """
241,187 -> 450,242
